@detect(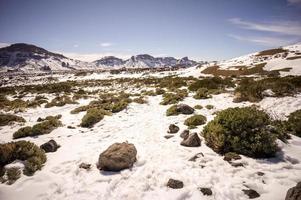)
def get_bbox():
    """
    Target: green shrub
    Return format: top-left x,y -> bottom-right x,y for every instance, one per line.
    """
194,105 -> 203,109
188,77 -> 233,91
160,90 -> 188,105
0,114 -> 25,126
234,79 -> 265,102
45,95 -> 77,108
166,105 -> 178,116
13,117 -> 62,139
193,88 -> 211,99
0,141 -> 46,177
6,167 -> 21,184
206,105 -> 214,110
184,115 -> 207,126
133,97 -> 147,104
155,88 -> 166,95
80,108 -> 105,127
287,110 -> 301,137
202,107 -> 278,158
